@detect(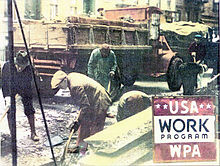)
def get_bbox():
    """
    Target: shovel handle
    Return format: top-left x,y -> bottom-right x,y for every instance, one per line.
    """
0,95 -> 19,124
62,128 -> 76,160
0,108 -> 9,124
61,109 -> 81,161
107,79 -> 111,93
